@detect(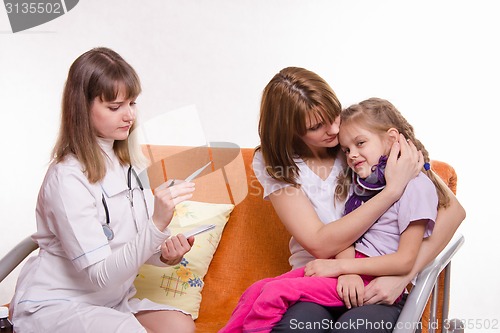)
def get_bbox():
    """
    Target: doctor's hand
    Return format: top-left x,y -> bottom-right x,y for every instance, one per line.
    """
152,181 -> 195,231
159,234 -> 195,266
